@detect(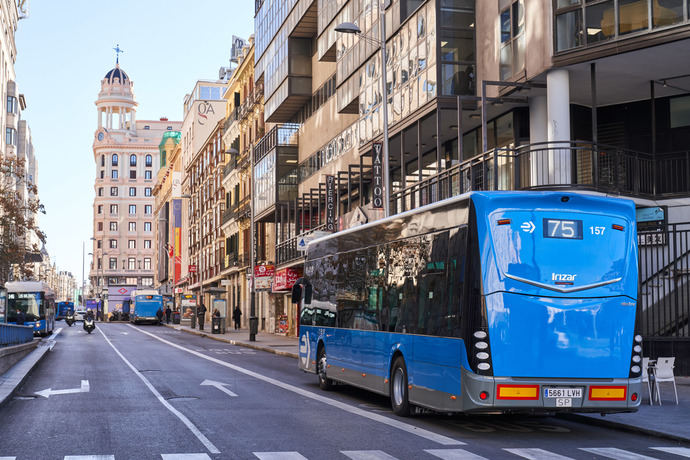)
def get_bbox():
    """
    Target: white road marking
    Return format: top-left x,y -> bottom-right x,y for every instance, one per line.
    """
342,450 -> 400,459
99,328 -> 220,454
504,448 -> 574,460
64,456 -> 115,460
650,447 -> 690,457
200,379 -> 238,397
35,380 -> 89,398
47,328 -> 63,340
161,454 -> 212,460
253,453 -> 308,460
130,324 -> 464,446
579,448 -> 659,460
426,449 -> 489,459
0,457 -> 16,460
